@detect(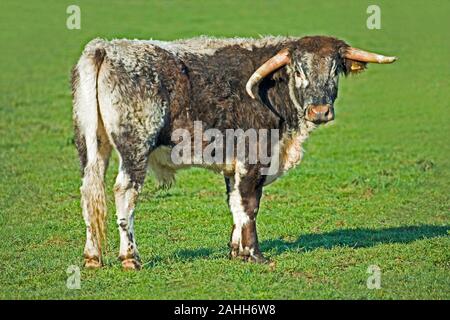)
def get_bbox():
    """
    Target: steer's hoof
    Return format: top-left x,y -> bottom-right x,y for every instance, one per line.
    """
237,248 -> 269,264
248,253 -> 269,264
229,245 -> 240,259
243,252 -> 269,264
84,257 -> 102,269
122,258 -> 142,271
